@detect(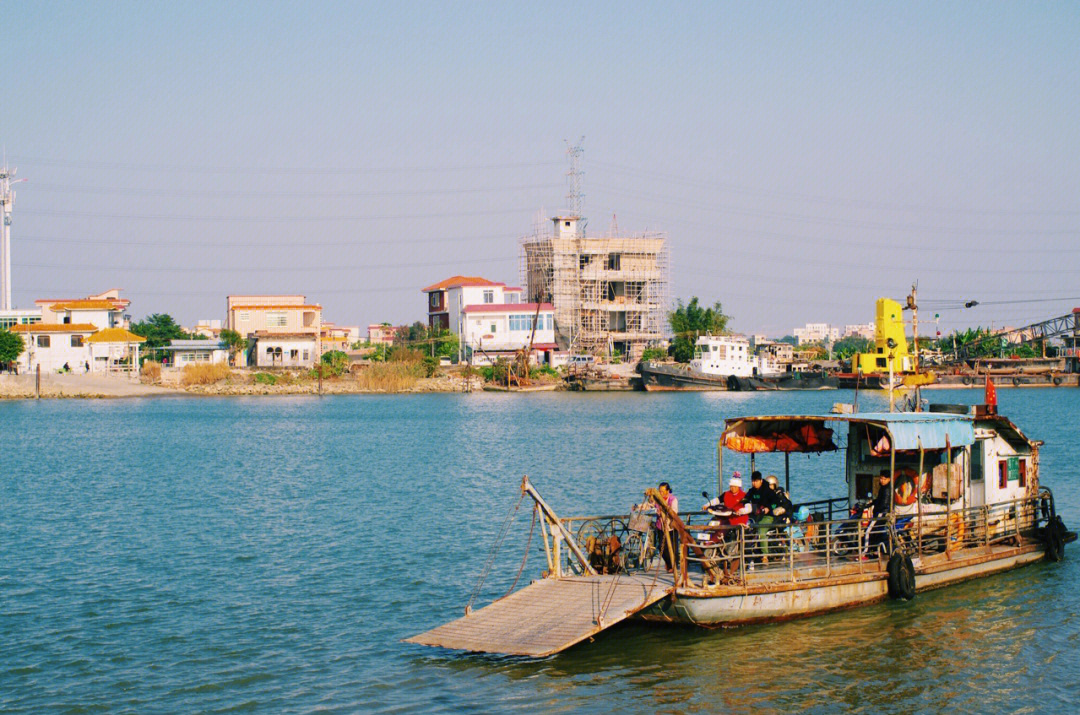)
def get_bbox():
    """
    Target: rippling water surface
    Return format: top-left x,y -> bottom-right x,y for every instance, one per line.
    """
2,389 -> 1079,713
